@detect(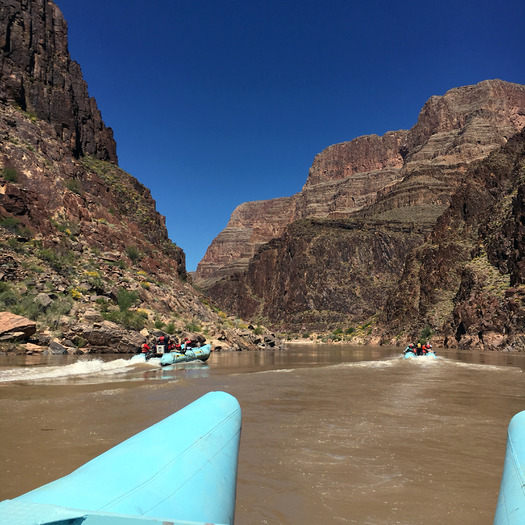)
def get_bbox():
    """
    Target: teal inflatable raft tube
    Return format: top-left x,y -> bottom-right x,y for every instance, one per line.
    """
403,351 -> 437,359
494,410 -> 525,524
0,391 -> 242,525
160,344 -> 211,366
